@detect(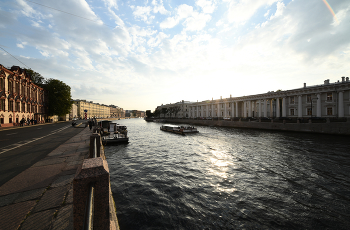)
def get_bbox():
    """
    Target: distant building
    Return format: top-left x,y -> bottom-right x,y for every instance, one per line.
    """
72,100 -> 110,119
109,105 -> 125,118
0,65 -> 46,127
157,77 -> 350,119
